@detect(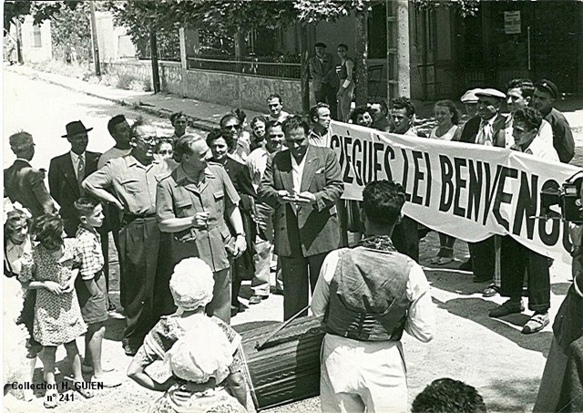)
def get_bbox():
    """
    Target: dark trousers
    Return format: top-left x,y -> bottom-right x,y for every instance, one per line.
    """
315,83 -> 338,121
281,253 -> 328,320
392,216 -> 420,262
499,236 -> 550,312
119,217 -> 172,348
468,237 -> 495,281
